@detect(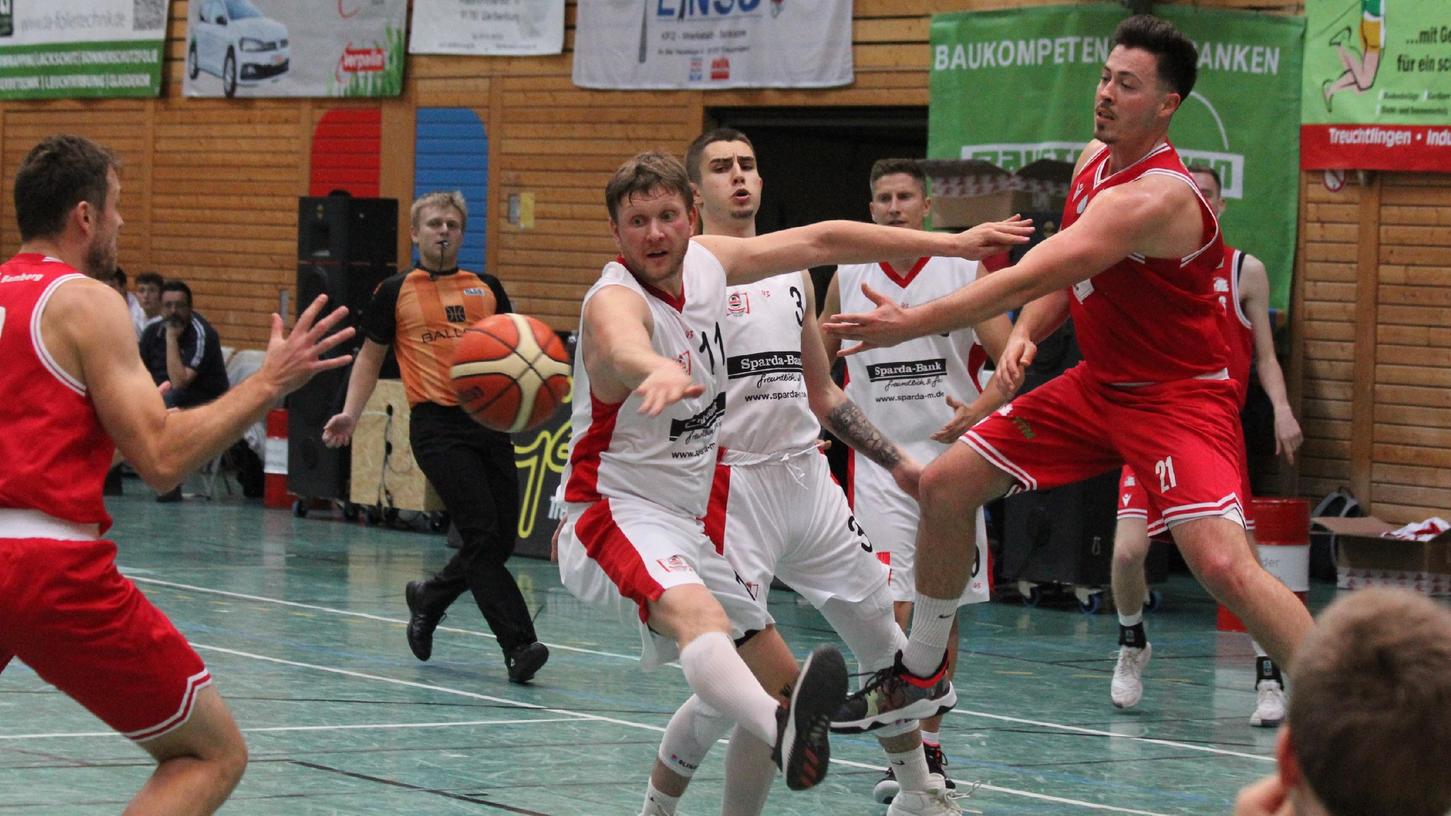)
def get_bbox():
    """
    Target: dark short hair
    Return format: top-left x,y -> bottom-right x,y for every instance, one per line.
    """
684,128 -> 755,185
112,265 -> 127,286
605,151 -> 693,222
1112,14 -> 1198,99
869,159 -> 927,194
161,279 -> 193,305
1290,589 -> 1451,816
136,271 -> 164,289
13,135 -> 120,242
1186,165 -> 1222,196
